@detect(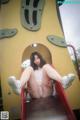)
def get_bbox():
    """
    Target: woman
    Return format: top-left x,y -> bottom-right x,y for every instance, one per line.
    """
8,51 -> 75,98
